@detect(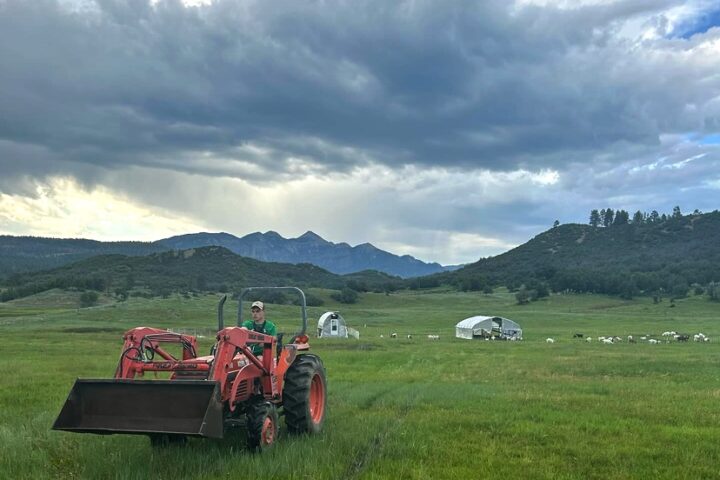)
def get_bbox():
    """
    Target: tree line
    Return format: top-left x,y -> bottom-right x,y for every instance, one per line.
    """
587,206 -> 701,227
